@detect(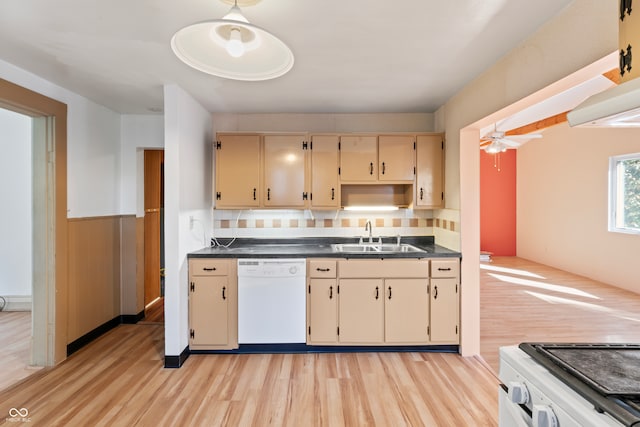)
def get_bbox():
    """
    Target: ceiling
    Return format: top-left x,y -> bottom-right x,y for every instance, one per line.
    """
0,0 -> 575,114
